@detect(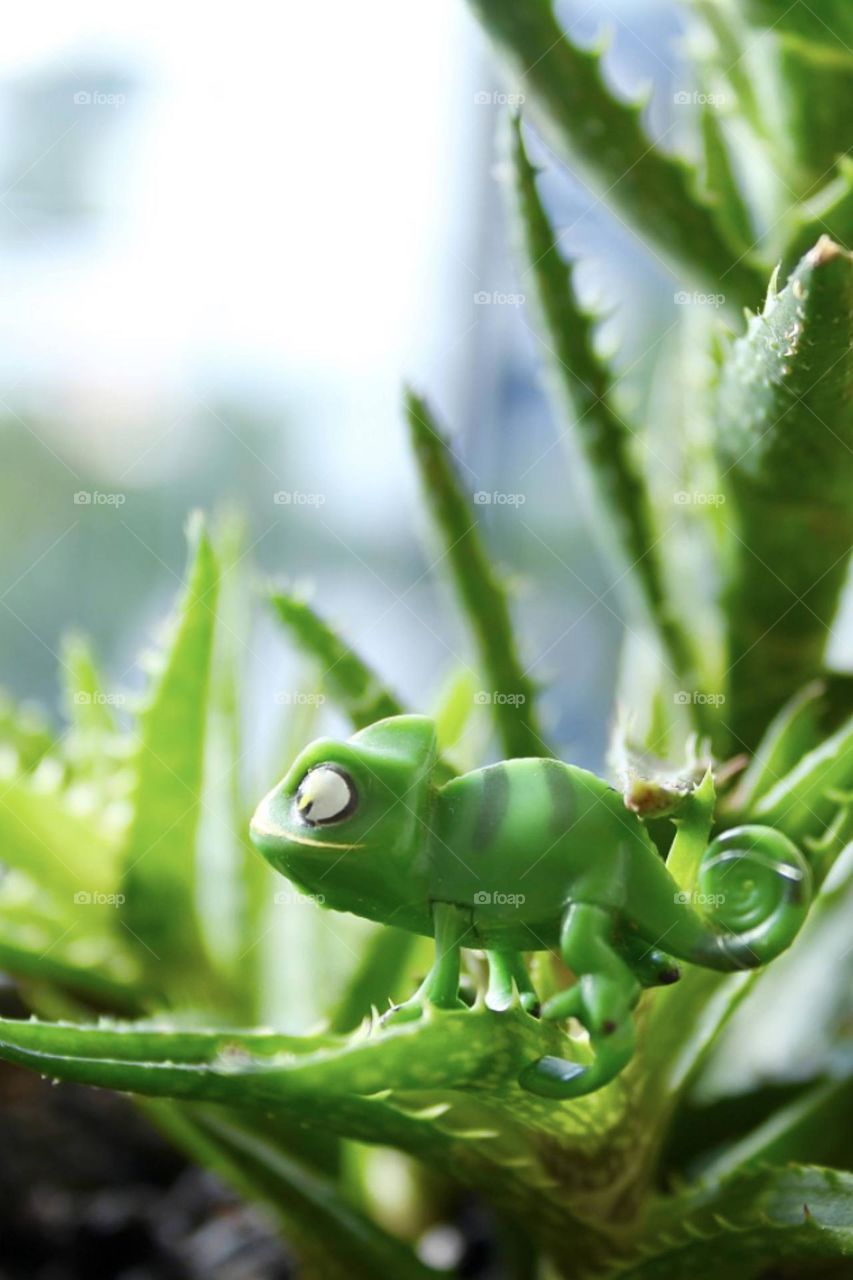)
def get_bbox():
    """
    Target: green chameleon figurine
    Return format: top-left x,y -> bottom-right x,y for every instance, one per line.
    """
250,715 -> 811,1099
